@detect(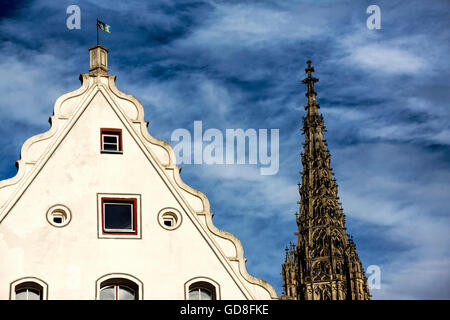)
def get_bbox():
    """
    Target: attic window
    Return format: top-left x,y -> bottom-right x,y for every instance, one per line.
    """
97,194 -> 141,239
101,198 -> 137,235
101,128 -> 122,153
